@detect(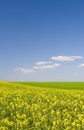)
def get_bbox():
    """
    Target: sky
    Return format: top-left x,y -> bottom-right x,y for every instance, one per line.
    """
0,0 -> 84,81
